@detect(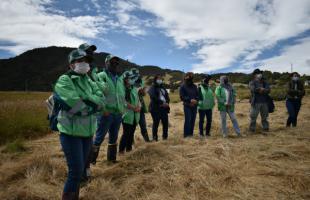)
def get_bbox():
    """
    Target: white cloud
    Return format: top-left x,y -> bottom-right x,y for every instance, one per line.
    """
90,0 -> 101,13
133,0 -> 310,74
237,37 -> 310,75
110,0 -> 150,36
0,0 -> 106,54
